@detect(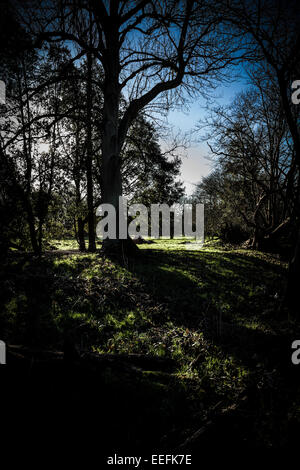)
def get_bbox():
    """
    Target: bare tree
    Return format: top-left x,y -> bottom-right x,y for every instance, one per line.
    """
200,86 -> 295,248
17,0 -> 240,252
220,0 -> 300,313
